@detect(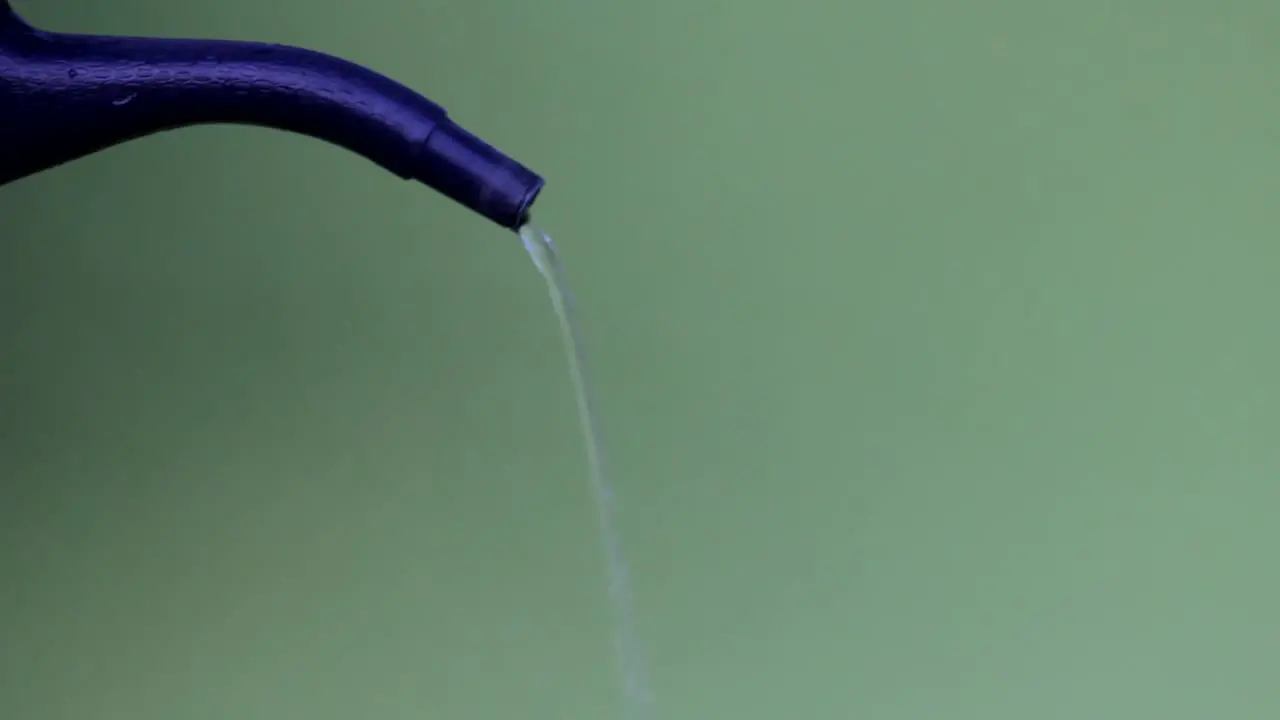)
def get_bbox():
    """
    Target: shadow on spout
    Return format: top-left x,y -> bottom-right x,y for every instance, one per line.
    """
0,2 -> 543,230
